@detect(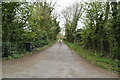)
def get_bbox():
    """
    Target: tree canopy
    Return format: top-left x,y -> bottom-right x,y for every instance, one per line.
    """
63,1 -> 120,59
2,1 -> 60,58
